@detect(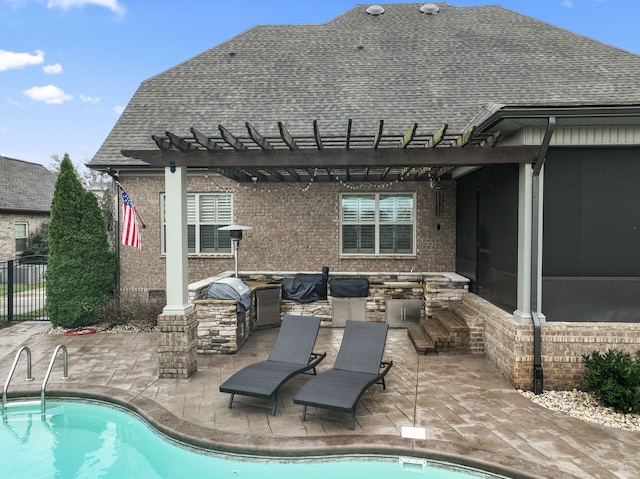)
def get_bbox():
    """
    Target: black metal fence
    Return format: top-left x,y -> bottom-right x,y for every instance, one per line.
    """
0,255 -> 48,322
